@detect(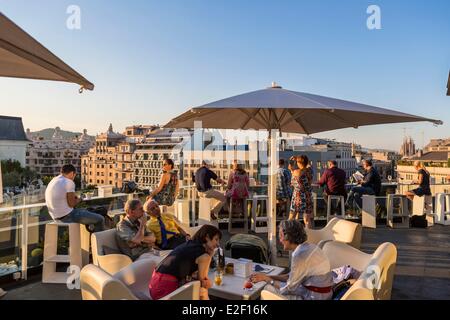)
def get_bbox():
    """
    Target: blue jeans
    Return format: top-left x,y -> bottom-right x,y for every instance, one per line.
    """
346,186 -> 375,209
60,208 -> 105,232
